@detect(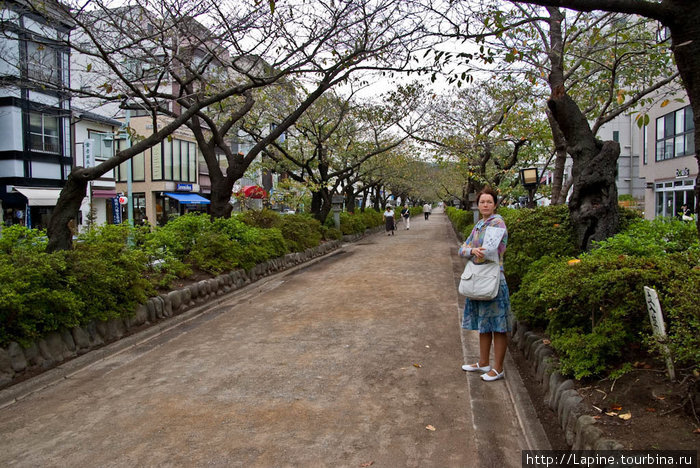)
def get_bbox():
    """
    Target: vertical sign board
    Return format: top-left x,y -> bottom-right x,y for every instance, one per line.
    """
112,197 -> 122,224
84,139 -> 94,168
643,286 -> 676,381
